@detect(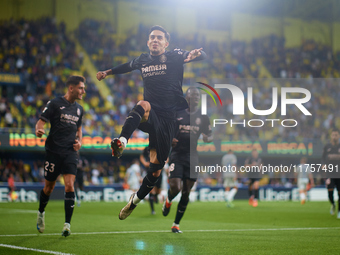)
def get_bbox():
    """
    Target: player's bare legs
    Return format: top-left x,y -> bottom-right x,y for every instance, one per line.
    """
162,178 -> 181,217
119,149 -> 163,220
42,180 -> 56,196
139,101 -> 151,122
111,101 -> 151,158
